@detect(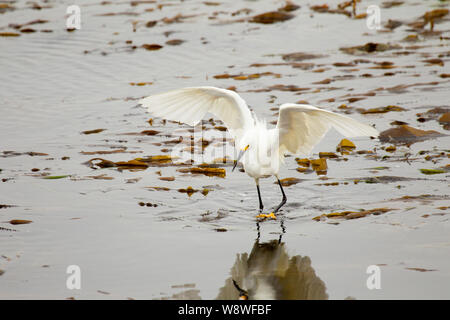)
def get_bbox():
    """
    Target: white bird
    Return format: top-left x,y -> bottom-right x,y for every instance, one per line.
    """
139,86 -> 379,219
